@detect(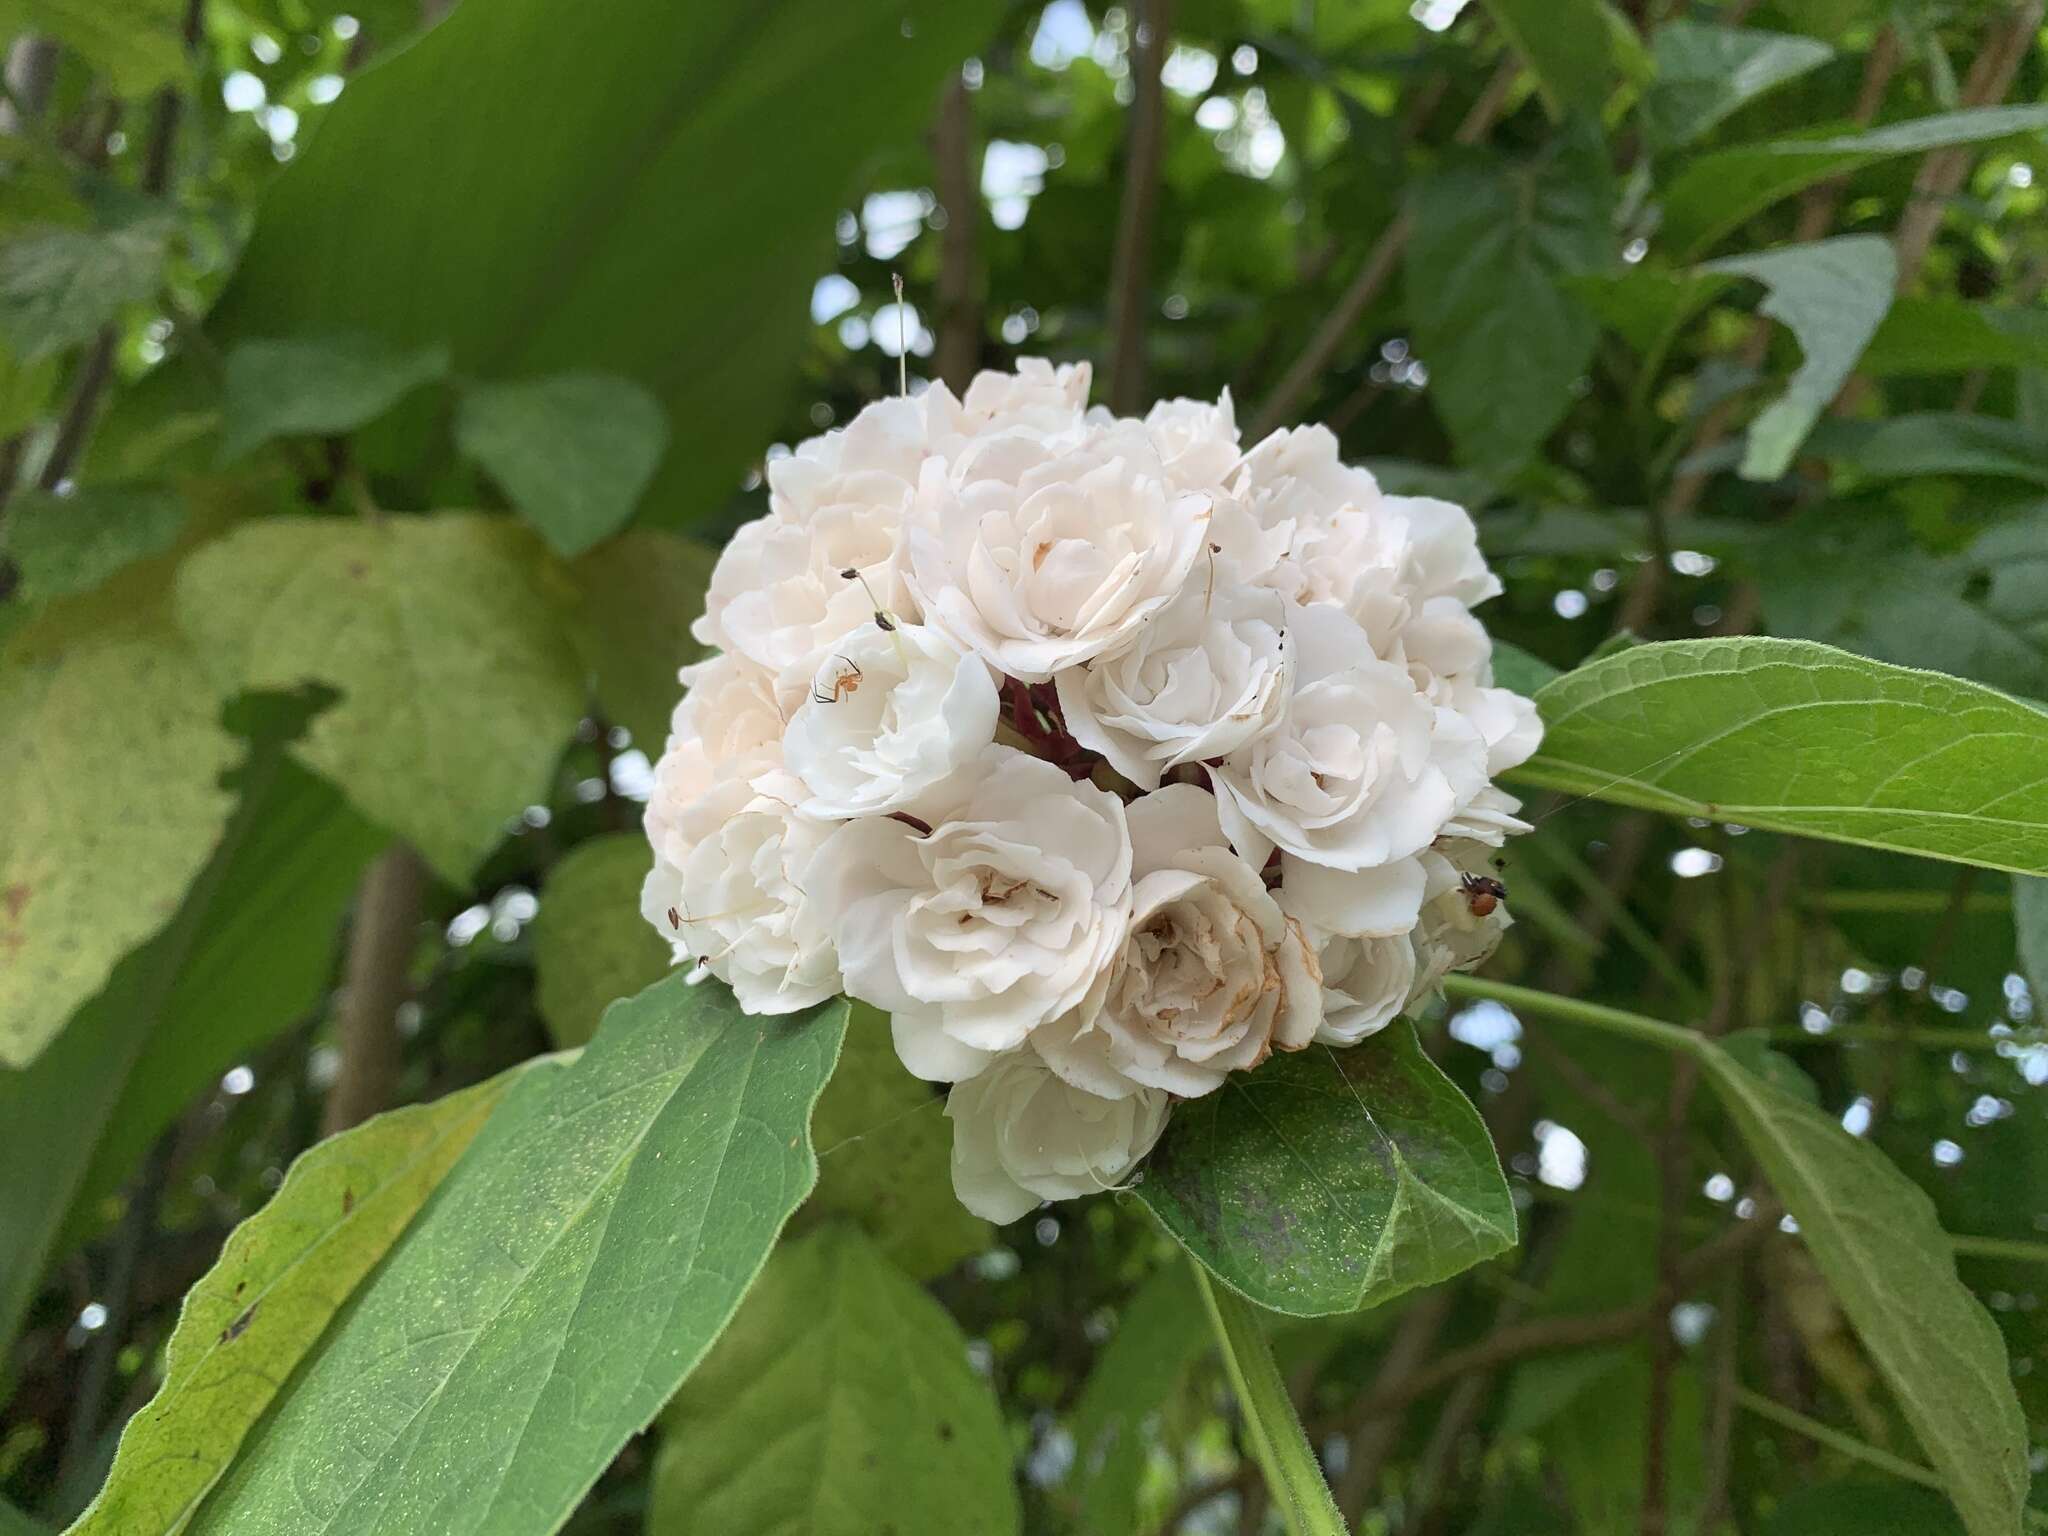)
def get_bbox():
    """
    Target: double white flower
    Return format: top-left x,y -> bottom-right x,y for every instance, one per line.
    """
640,362 -> 1539,1223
